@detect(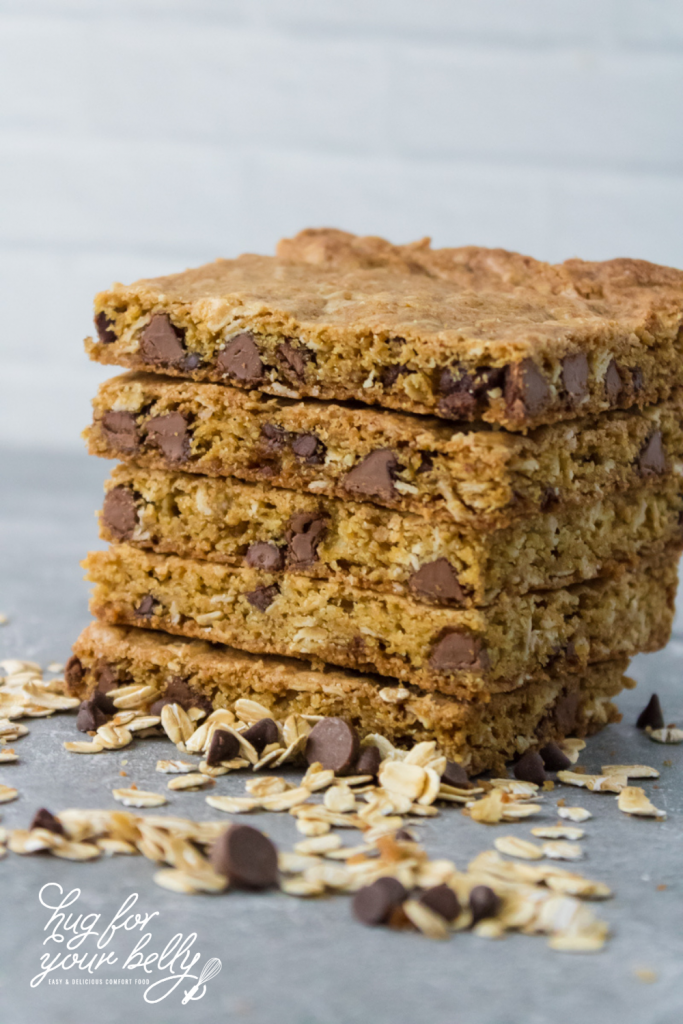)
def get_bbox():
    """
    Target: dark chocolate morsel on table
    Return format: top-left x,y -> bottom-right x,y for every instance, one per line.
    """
539,741 -> 572,772
636,693 -> 665,730
342,450 -> 399,502
140,313 -> 186,368
419,884 -> 460,922
206,728 -> 240,766
355,744 -> 381,780
513,749 -> 548,786
216,333 -> 264,383
242,718 -> 280,754
469,884 -> 500,924
245,584 -> 279,611
210,824 -> 278,889
95,311 -> 117,345
76,697 -> 110,733
408,558 -> 464,605
353,877 -> 407,926
30,808 -> 66,836
441,760 -> 472,789
101,411 -> 140,454
305,717 -> 360,774
145,412 -> 190,464
102,486 -> 138,541
244,542 -> 284,572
